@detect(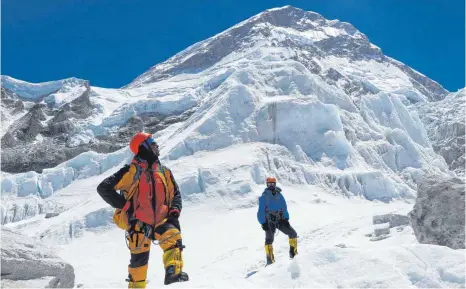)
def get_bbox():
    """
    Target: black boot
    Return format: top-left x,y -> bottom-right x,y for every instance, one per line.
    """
289,247 -> 296,259
266,255 -> 274,265
289,238 -> 298,259
164,265 -> 189,285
